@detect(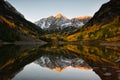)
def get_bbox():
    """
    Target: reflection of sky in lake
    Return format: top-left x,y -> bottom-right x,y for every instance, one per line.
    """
12,63 -> 101,80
